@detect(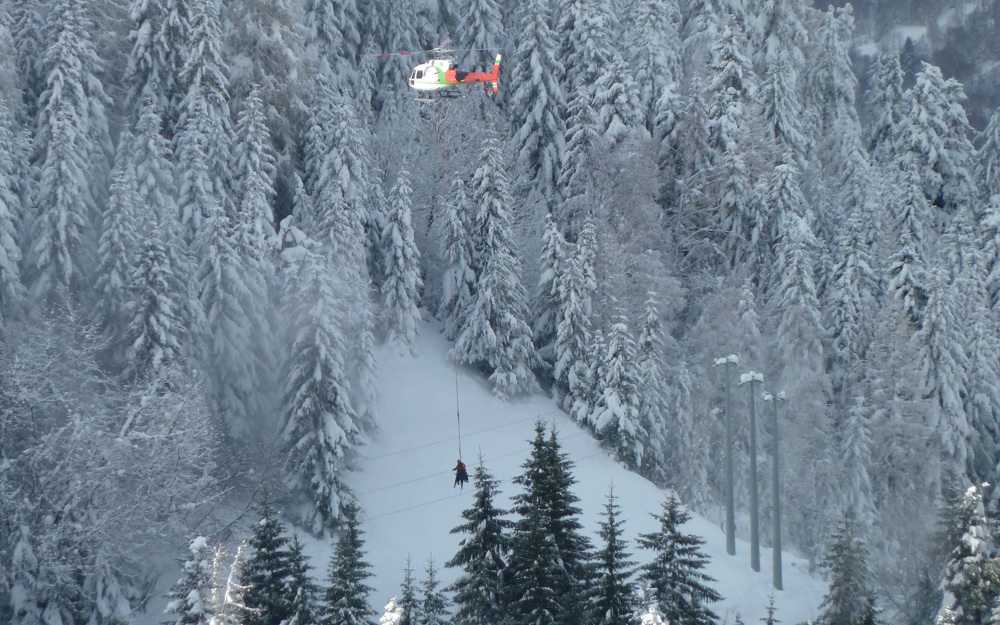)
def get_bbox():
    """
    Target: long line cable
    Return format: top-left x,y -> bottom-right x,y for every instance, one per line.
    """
440,97 -> 464,462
